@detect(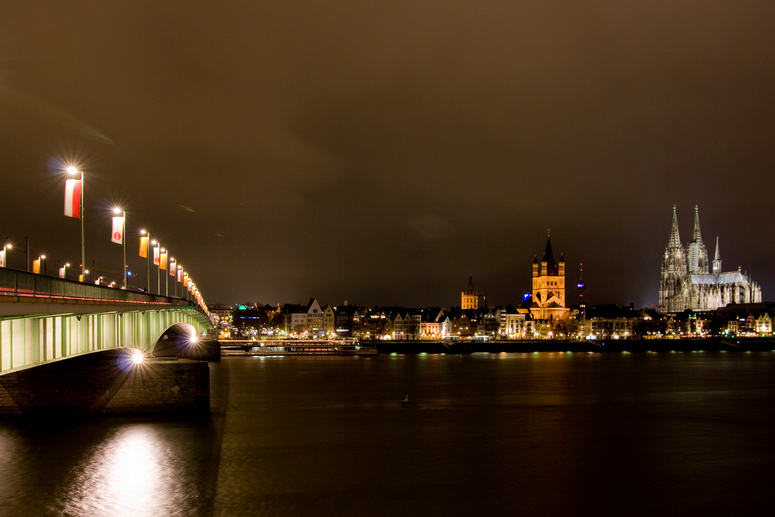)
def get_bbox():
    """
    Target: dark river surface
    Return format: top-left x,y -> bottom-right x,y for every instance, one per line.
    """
2,351 -> 775,516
